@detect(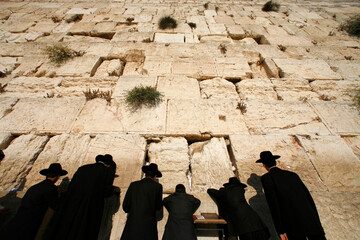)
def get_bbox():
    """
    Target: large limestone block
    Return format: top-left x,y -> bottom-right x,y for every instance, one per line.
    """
243,100 -> 330,135
190,138 -> 235,192
199,78 -> 239,100
3,77 -> 62,98
157,76 -> 200,99
72,99 -> 166,134
261,34 -> 313,47
271,79 -> 319,101
113,76 -> 157,99
310,101 -> 360,135
12,56 -> 46,77
343,136 -> 360,160
66,8 -> 97,15
24,134 -> 92,189
172,60 -> 217,79
229,135 -> 326,191
226,25 -> 246,39
112,32 -> 154,42
54,55 -> 101,77
310,80 -> 360,101
28,21 -> 58,34
298,135 -> 360,192
326,60 -> 360,80
142,58 -> 172,76
199,35 -> 232,43
94,59 -> 124,77
208,23 -> 227,35
93,22 -> 117,33
0,132 -> 13,149
273,59 -> 342,80
84,134 -> 146,189
0,98 -> 18,119
0,98 -> 85,134
68,22 -> 96,34
216,57 -> 252,79
312,192 -> 360,240
154,33 -> 185,43
0,134 -> 49,191
236,79 -> 278,100
149,137 -> 190,193
167,99 -> 249,136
